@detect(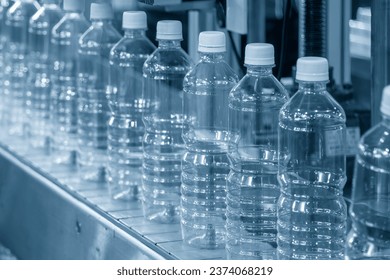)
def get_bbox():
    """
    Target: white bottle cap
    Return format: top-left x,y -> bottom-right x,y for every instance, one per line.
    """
245,43 -> 274,65
112,0 -> 138,11
90,3 -> 114,20
296,56 -> 329,82
198,31 -> 226,53
156,20 -> 182,40
63,0 -> 85,12
380,85 -> 390,116
122,11 -> 147,30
